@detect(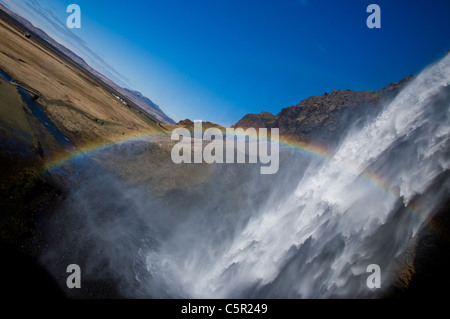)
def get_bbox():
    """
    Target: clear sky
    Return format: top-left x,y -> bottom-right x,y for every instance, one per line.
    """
2,0 -> 450,126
